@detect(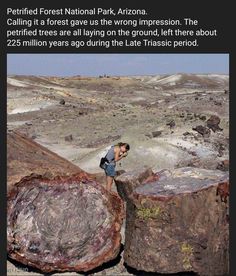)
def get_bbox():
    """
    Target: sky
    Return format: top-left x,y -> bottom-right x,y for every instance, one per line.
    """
7,54 -> 229,77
